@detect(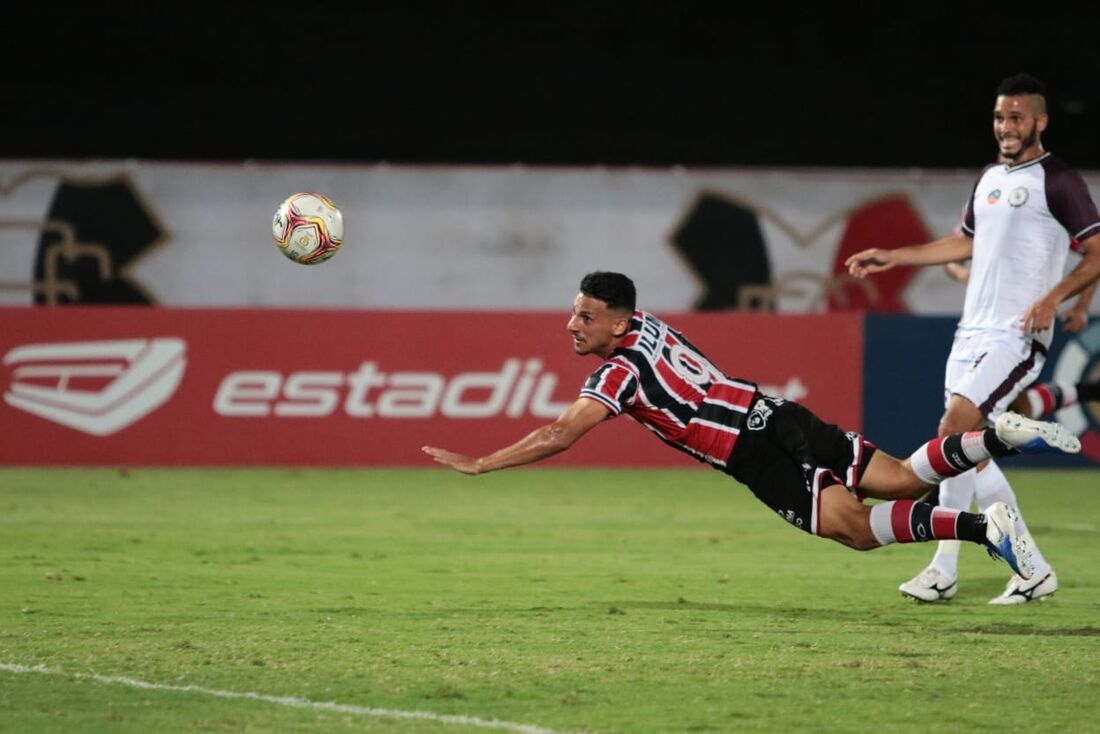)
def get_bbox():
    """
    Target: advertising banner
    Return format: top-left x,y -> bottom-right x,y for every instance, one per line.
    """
0,308 -> 862,467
